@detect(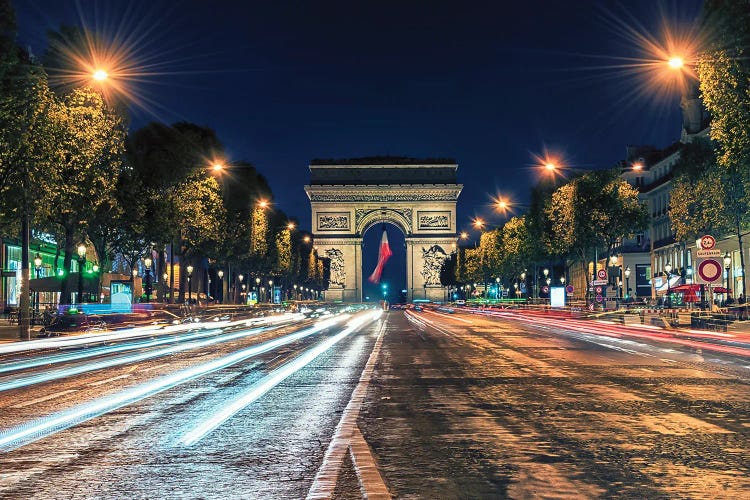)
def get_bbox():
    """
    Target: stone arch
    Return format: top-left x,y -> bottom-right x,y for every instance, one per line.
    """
356,208 -> 411,237
305,159 -> 462,302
